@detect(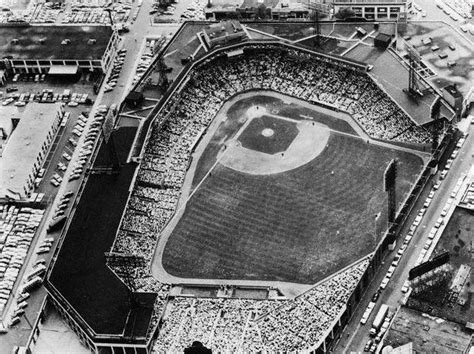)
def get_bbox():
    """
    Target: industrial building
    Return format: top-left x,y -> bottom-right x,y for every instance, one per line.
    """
0,24 -> 118,74
204,0 -> 312,20
332,0 -> 412,20
0,103 -> 63,200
